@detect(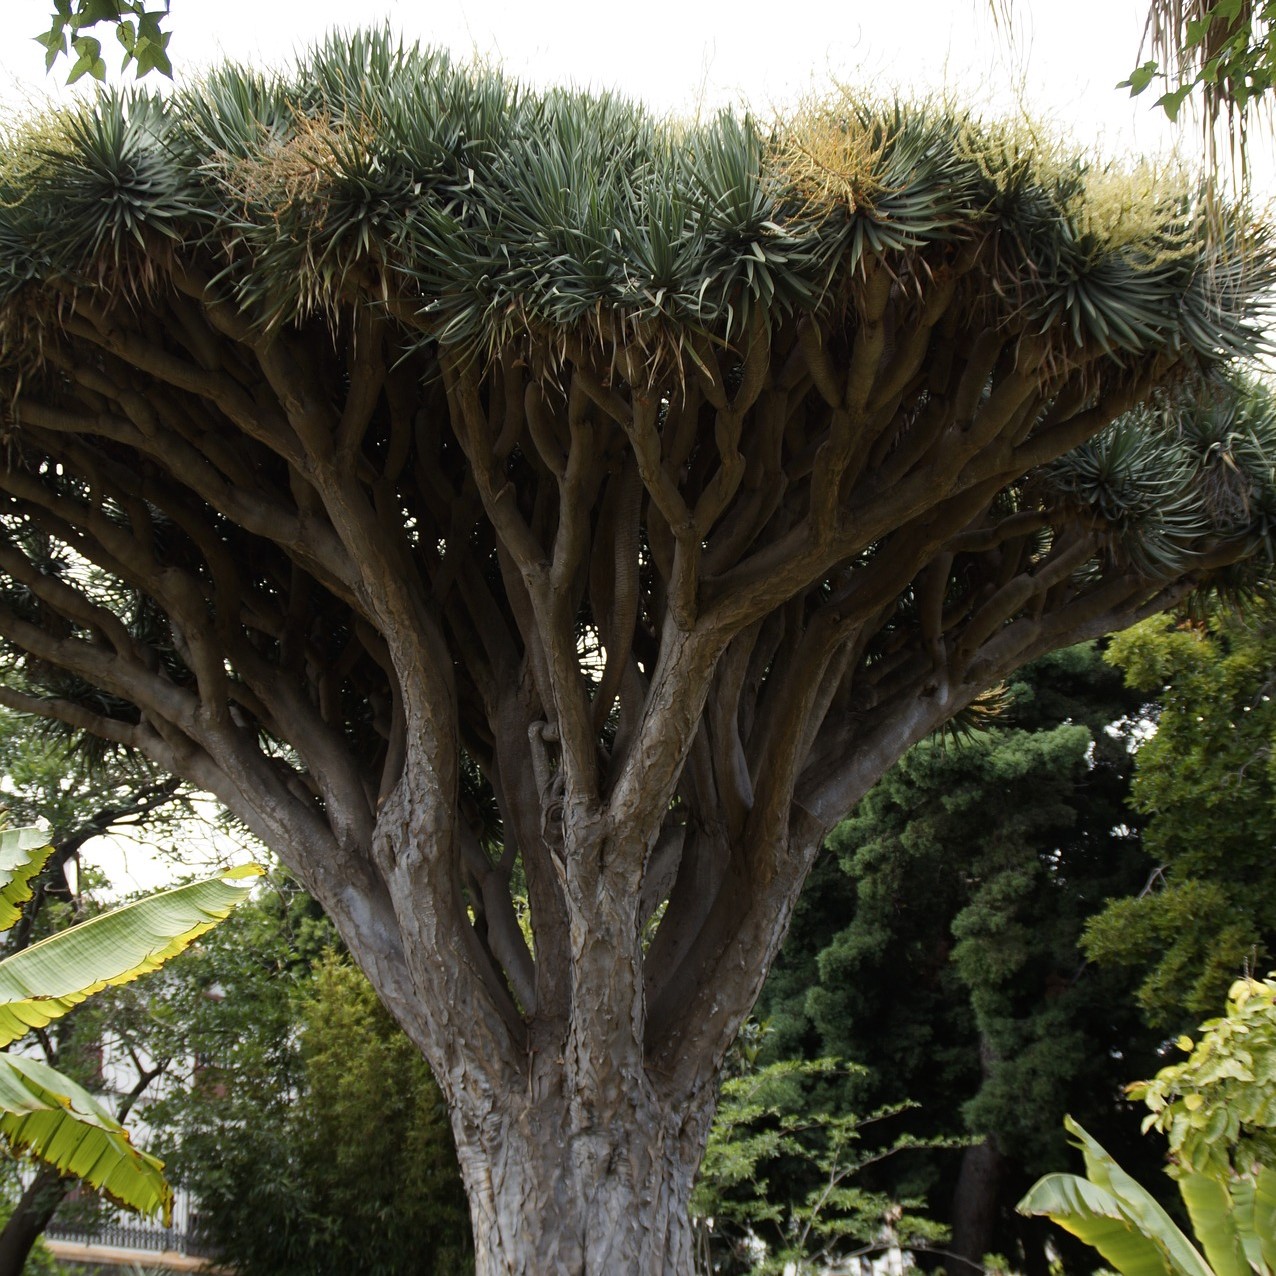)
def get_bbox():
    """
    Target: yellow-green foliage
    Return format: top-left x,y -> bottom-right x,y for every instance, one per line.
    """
1130,976 -> 1276,1181
1089,605 -> 1276,1025
779,92 -> 1197,265
297,953 -> 472,1273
